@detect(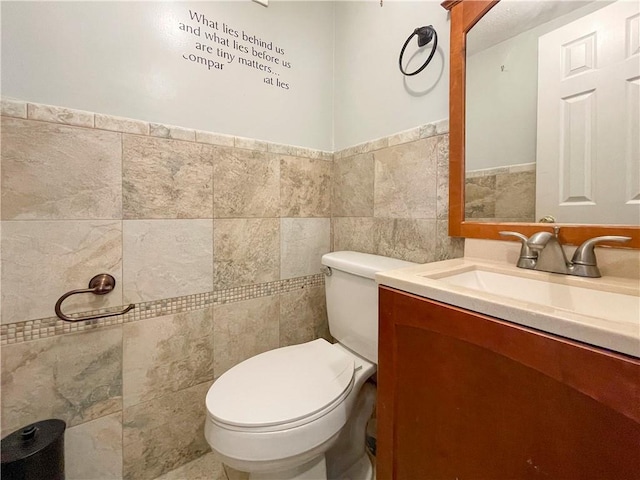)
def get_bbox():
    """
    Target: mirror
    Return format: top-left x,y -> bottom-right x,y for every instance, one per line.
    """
465,0 -> 638,225
443,0 -> 639,248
